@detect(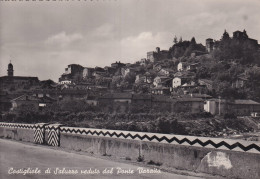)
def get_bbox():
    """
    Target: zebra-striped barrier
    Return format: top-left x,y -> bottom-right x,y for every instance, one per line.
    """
1,122 -> 260,154
34,123 -> 48,144
45,124 -> 63,147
